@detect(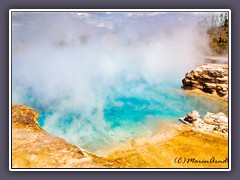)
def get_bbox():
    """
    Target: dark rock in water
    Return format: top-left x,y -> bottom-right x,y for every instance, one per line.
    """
184,110 -> 200,123
182,64 -> 228,99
